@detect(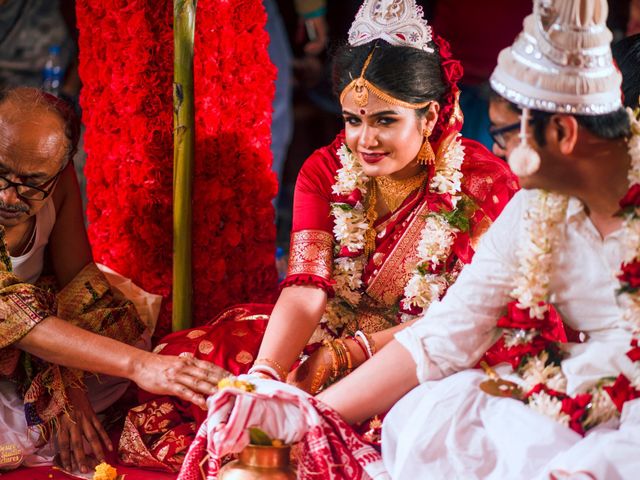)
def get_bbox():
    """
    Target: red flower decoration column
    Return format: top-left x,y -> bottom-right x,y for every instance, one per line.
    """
77,0 -> 278,338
